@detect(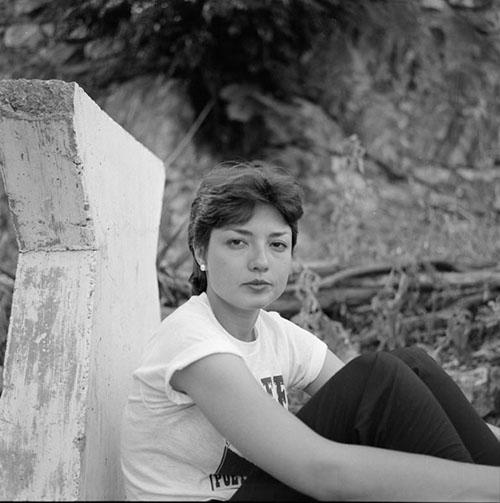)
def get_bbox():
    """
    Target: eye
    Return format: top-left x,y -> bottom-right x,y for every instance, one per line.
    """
227,238 -> 246,249
270,241 -> 289,252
